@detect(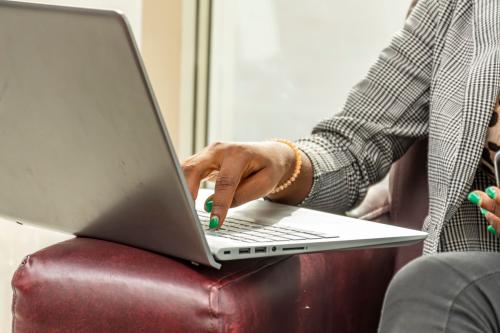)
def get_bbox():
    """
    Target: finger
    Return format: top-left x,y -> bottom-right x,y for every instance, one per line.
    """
204,170 -> 219,182
231,169 -> 276,208
203,170 -> 269,212
483,210 -> 500,236
485,186 -> 500,213
469,191 -> 496,213
209,158 -> 247,229
181,152 -> 218,200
